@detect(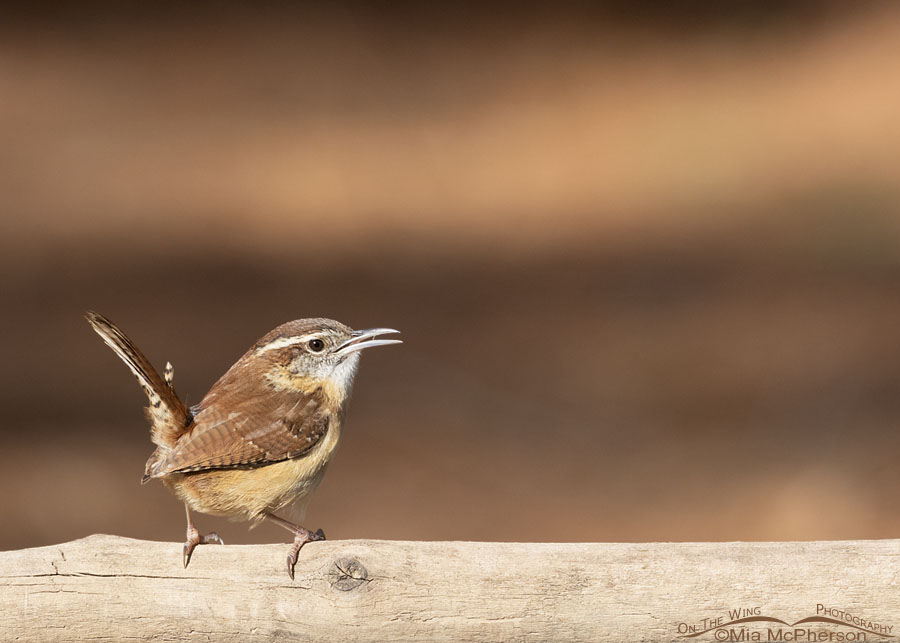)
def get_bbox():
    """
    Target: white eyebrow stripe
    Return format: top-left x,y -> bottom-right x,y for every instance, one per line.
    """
256,334 -> 322,353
